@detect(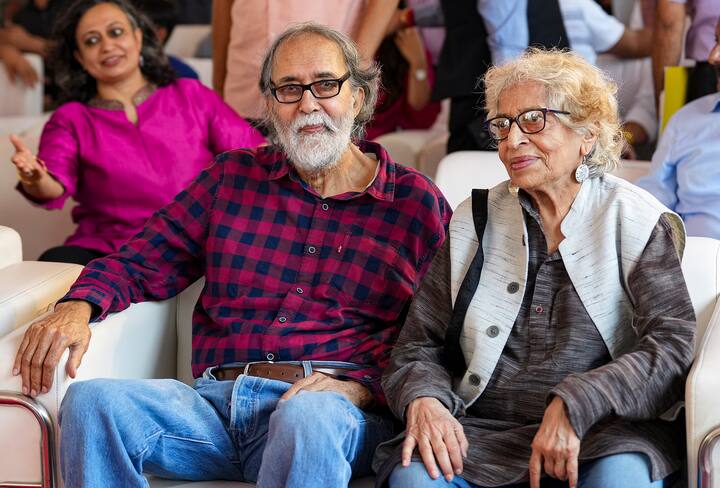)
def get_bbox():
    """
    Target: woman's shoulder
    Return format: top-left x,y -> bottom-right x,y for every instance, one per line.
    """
164,78 -> 214,97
